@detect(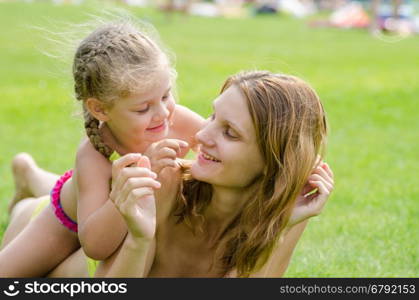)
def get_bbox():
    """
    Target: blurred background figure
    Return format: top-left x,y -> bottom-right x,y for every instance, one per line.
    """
313,0 -> 348,11
369,0 -> 415,36
278,0 -> 317,18
172,0 -> 249,18
251,0 -> 278,15
329,1 -> 371,29
158,0 -> 195,17
370,0 -> 402,30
